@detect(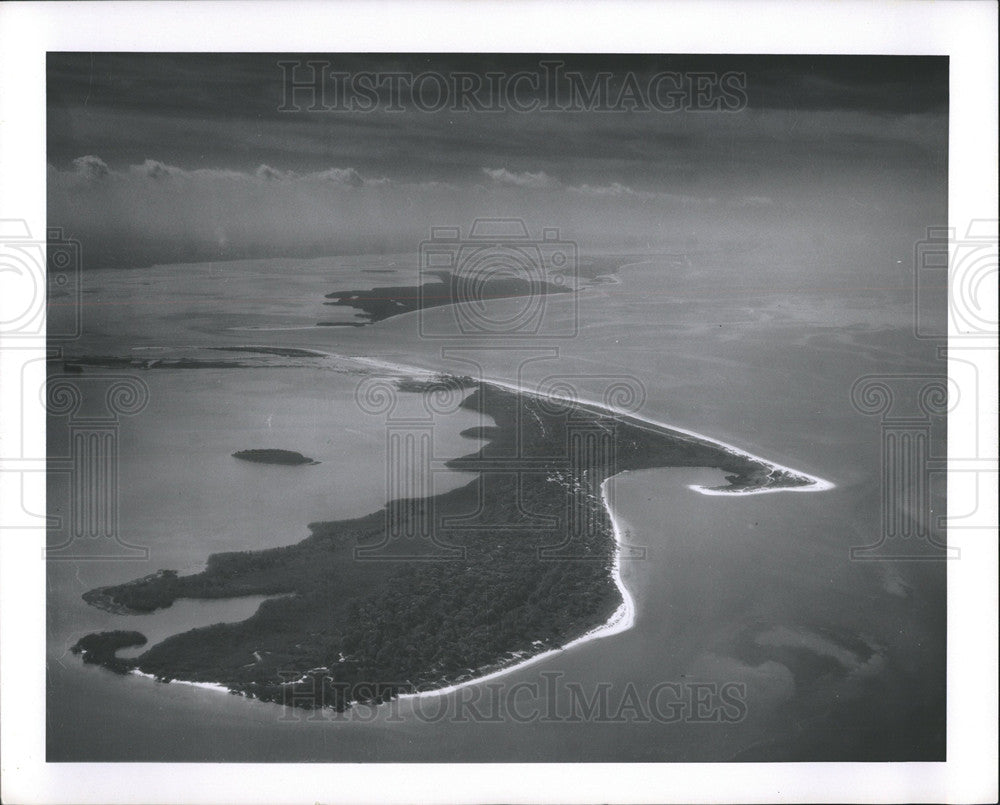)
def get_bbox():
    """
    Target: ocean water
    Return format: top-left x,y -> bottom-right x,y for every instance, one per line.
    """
47,250 -> 945,761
